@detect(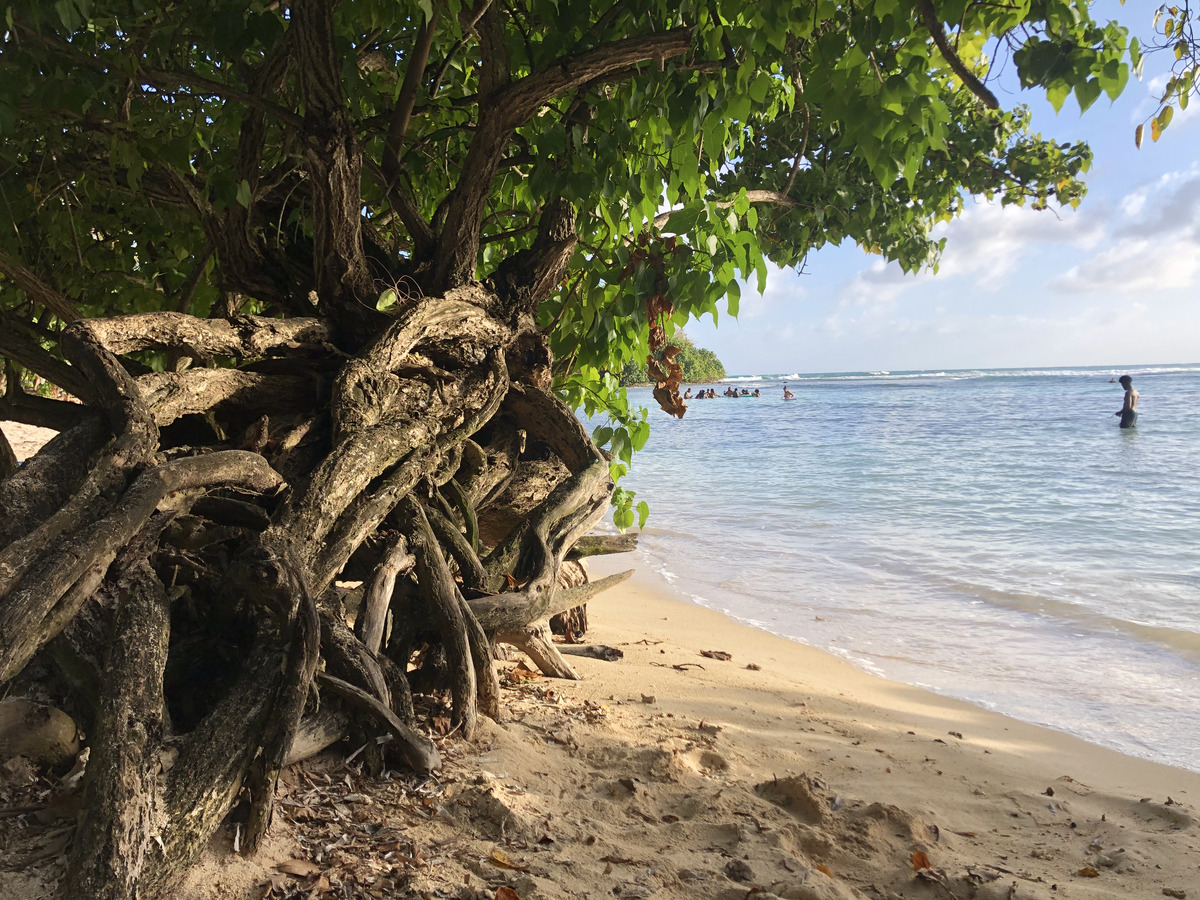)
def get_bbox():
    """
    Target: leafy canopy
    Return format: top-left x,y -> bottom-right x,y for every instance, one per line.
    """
1,0 -> 1131,501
